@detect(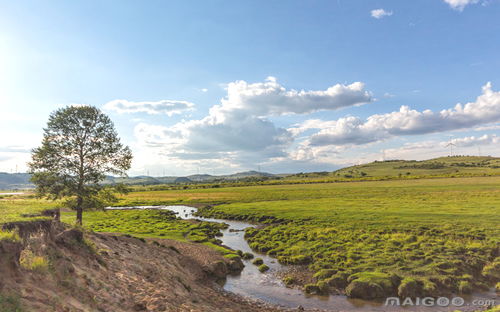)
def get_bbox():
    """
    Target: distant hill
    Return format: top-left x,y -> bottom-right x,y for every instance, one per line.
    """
0,170 -> 277,189
332,156 -> 500,179
0,173 -> 33,190
2,156 -> 498,190
282,156 -> 500,181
